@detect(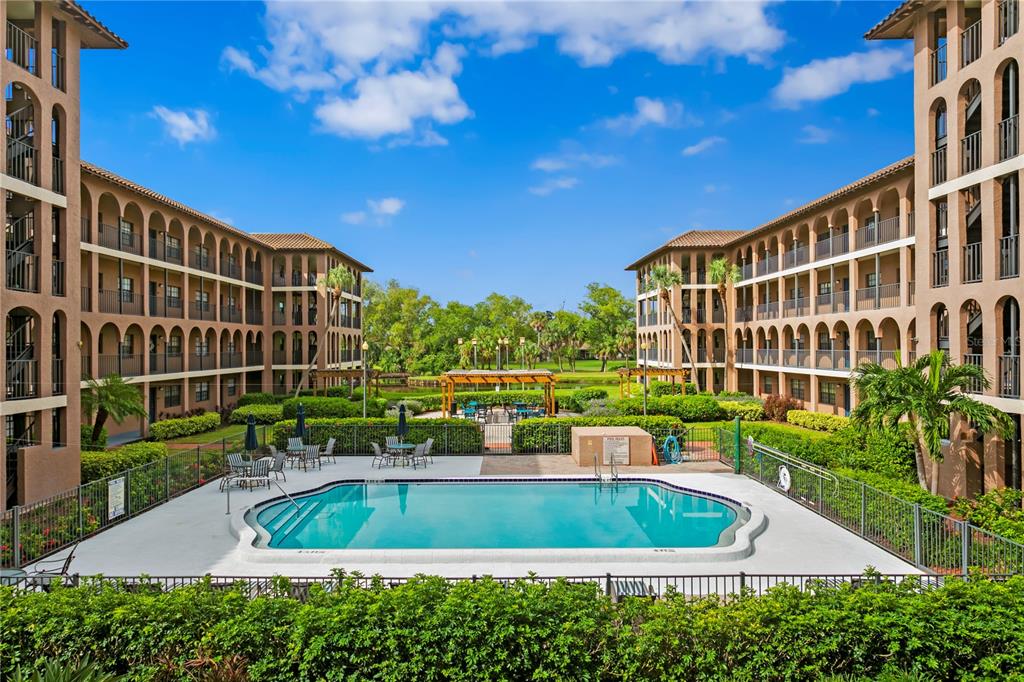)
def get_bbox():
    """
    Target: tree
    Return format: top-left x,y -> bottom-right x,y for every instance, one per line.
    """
294,266 -> 355,397
580,282 -> 634,371
547,311 -> 584,371
851,350 -> 1016,494
649,264 -> 701,391
81,375 -> 147,446
708,257 -> 741,390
